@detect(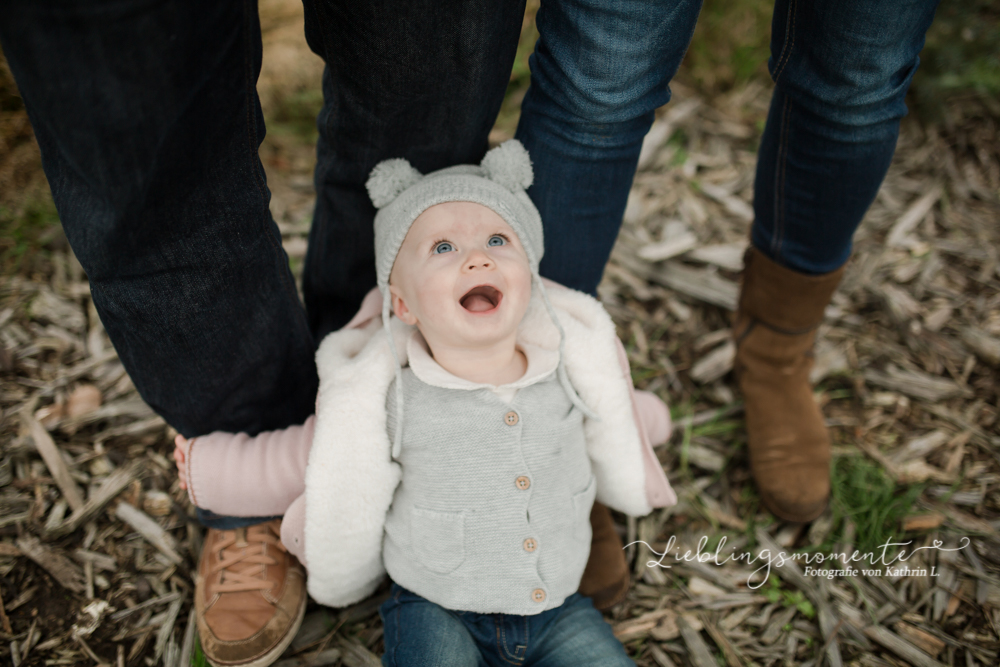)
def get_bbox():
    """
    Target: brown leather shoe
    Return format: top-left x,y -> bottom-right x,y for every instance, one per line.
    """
733,247 -> 845,523
579,501 -> 630,610
195,520 -> 306,667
